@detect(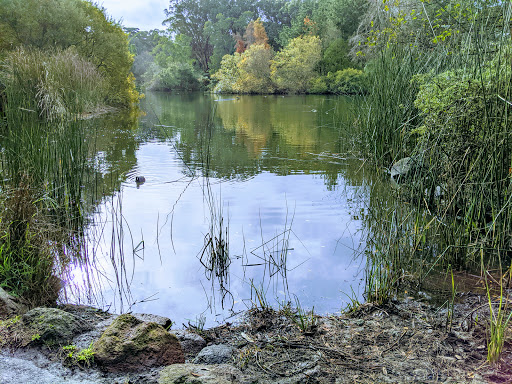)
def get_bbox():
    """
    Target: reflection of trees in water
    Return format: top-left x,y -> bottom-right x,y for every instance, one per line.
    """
143,92 -> 364,189
83,110 -> 141,217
